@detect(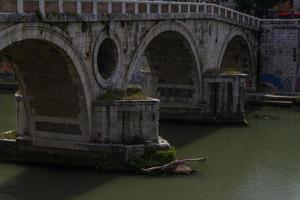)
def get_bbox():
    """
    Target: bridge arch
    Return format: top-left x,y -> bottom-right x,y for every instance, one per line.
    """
0,24 -> 92,141
218,29 -> 255,87
93,30 -> 125,89
127,21 -> 203,103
